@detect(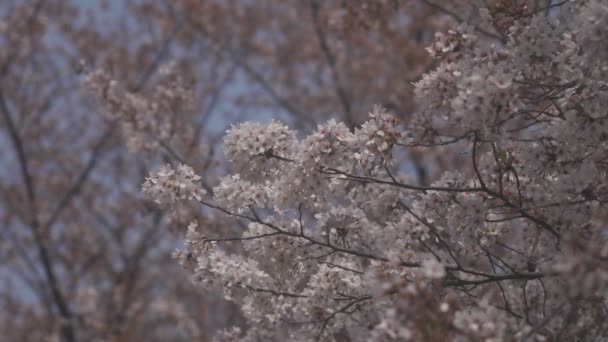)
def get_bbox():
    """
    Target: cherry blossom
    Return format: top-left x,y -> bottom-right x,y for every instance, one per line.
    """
139,1 -> 608,340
